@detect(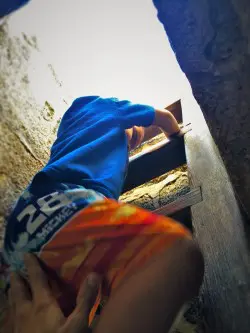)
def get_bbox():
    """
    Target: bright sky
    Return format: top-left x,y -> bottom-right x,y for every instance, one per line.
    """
8,0 -> 191,108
